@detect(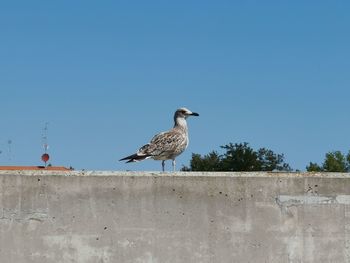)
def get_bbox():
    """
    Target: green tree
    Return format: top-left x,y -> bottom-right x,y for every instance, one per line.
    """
257,148 -> 292,171
306,162 -> 323,172
347,151 -> 350,171
221,143 -> 260,171
306,150 -> 350,172
182,142 -> 292,172
323,151 -> 347,172
184,151 -> 222,171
